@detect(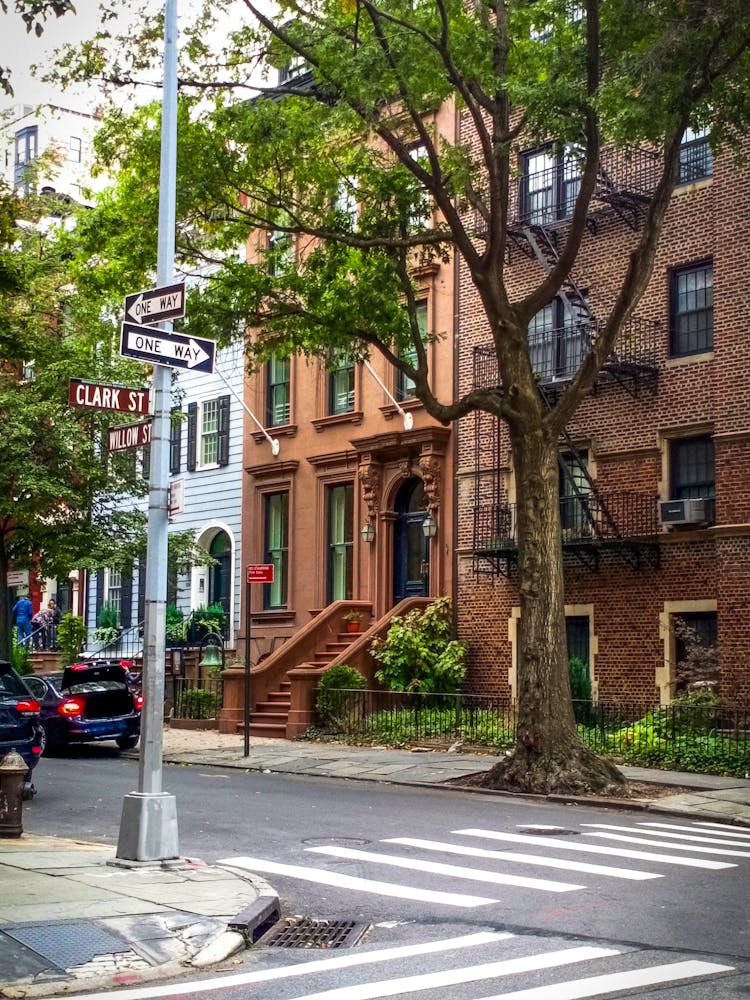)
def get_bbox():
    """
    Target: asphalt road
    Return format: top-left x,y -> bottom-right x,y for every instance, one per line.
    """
25,746 -> 750,998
